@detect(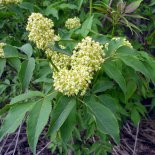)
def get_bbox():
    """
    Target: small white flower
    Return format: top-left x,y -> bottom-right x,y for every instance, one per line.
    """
112,37 -> 133,48
0,43 -> 6,58
65,17 -> 81,30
